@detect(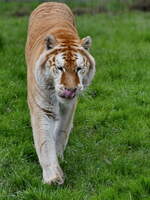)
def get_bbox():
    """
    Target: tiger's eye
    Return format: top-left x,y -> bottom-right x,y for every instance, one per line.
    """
77,67 -> 82,72
57,66 -> 63,71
